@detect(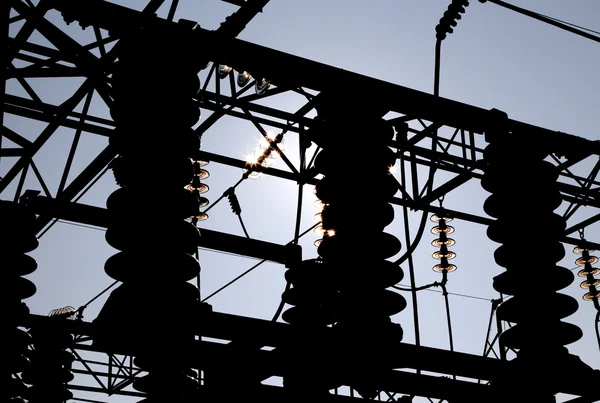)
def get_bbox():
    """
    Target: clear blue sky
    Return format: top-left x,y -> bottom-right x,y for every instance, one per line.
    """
5,1 -> 600,402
